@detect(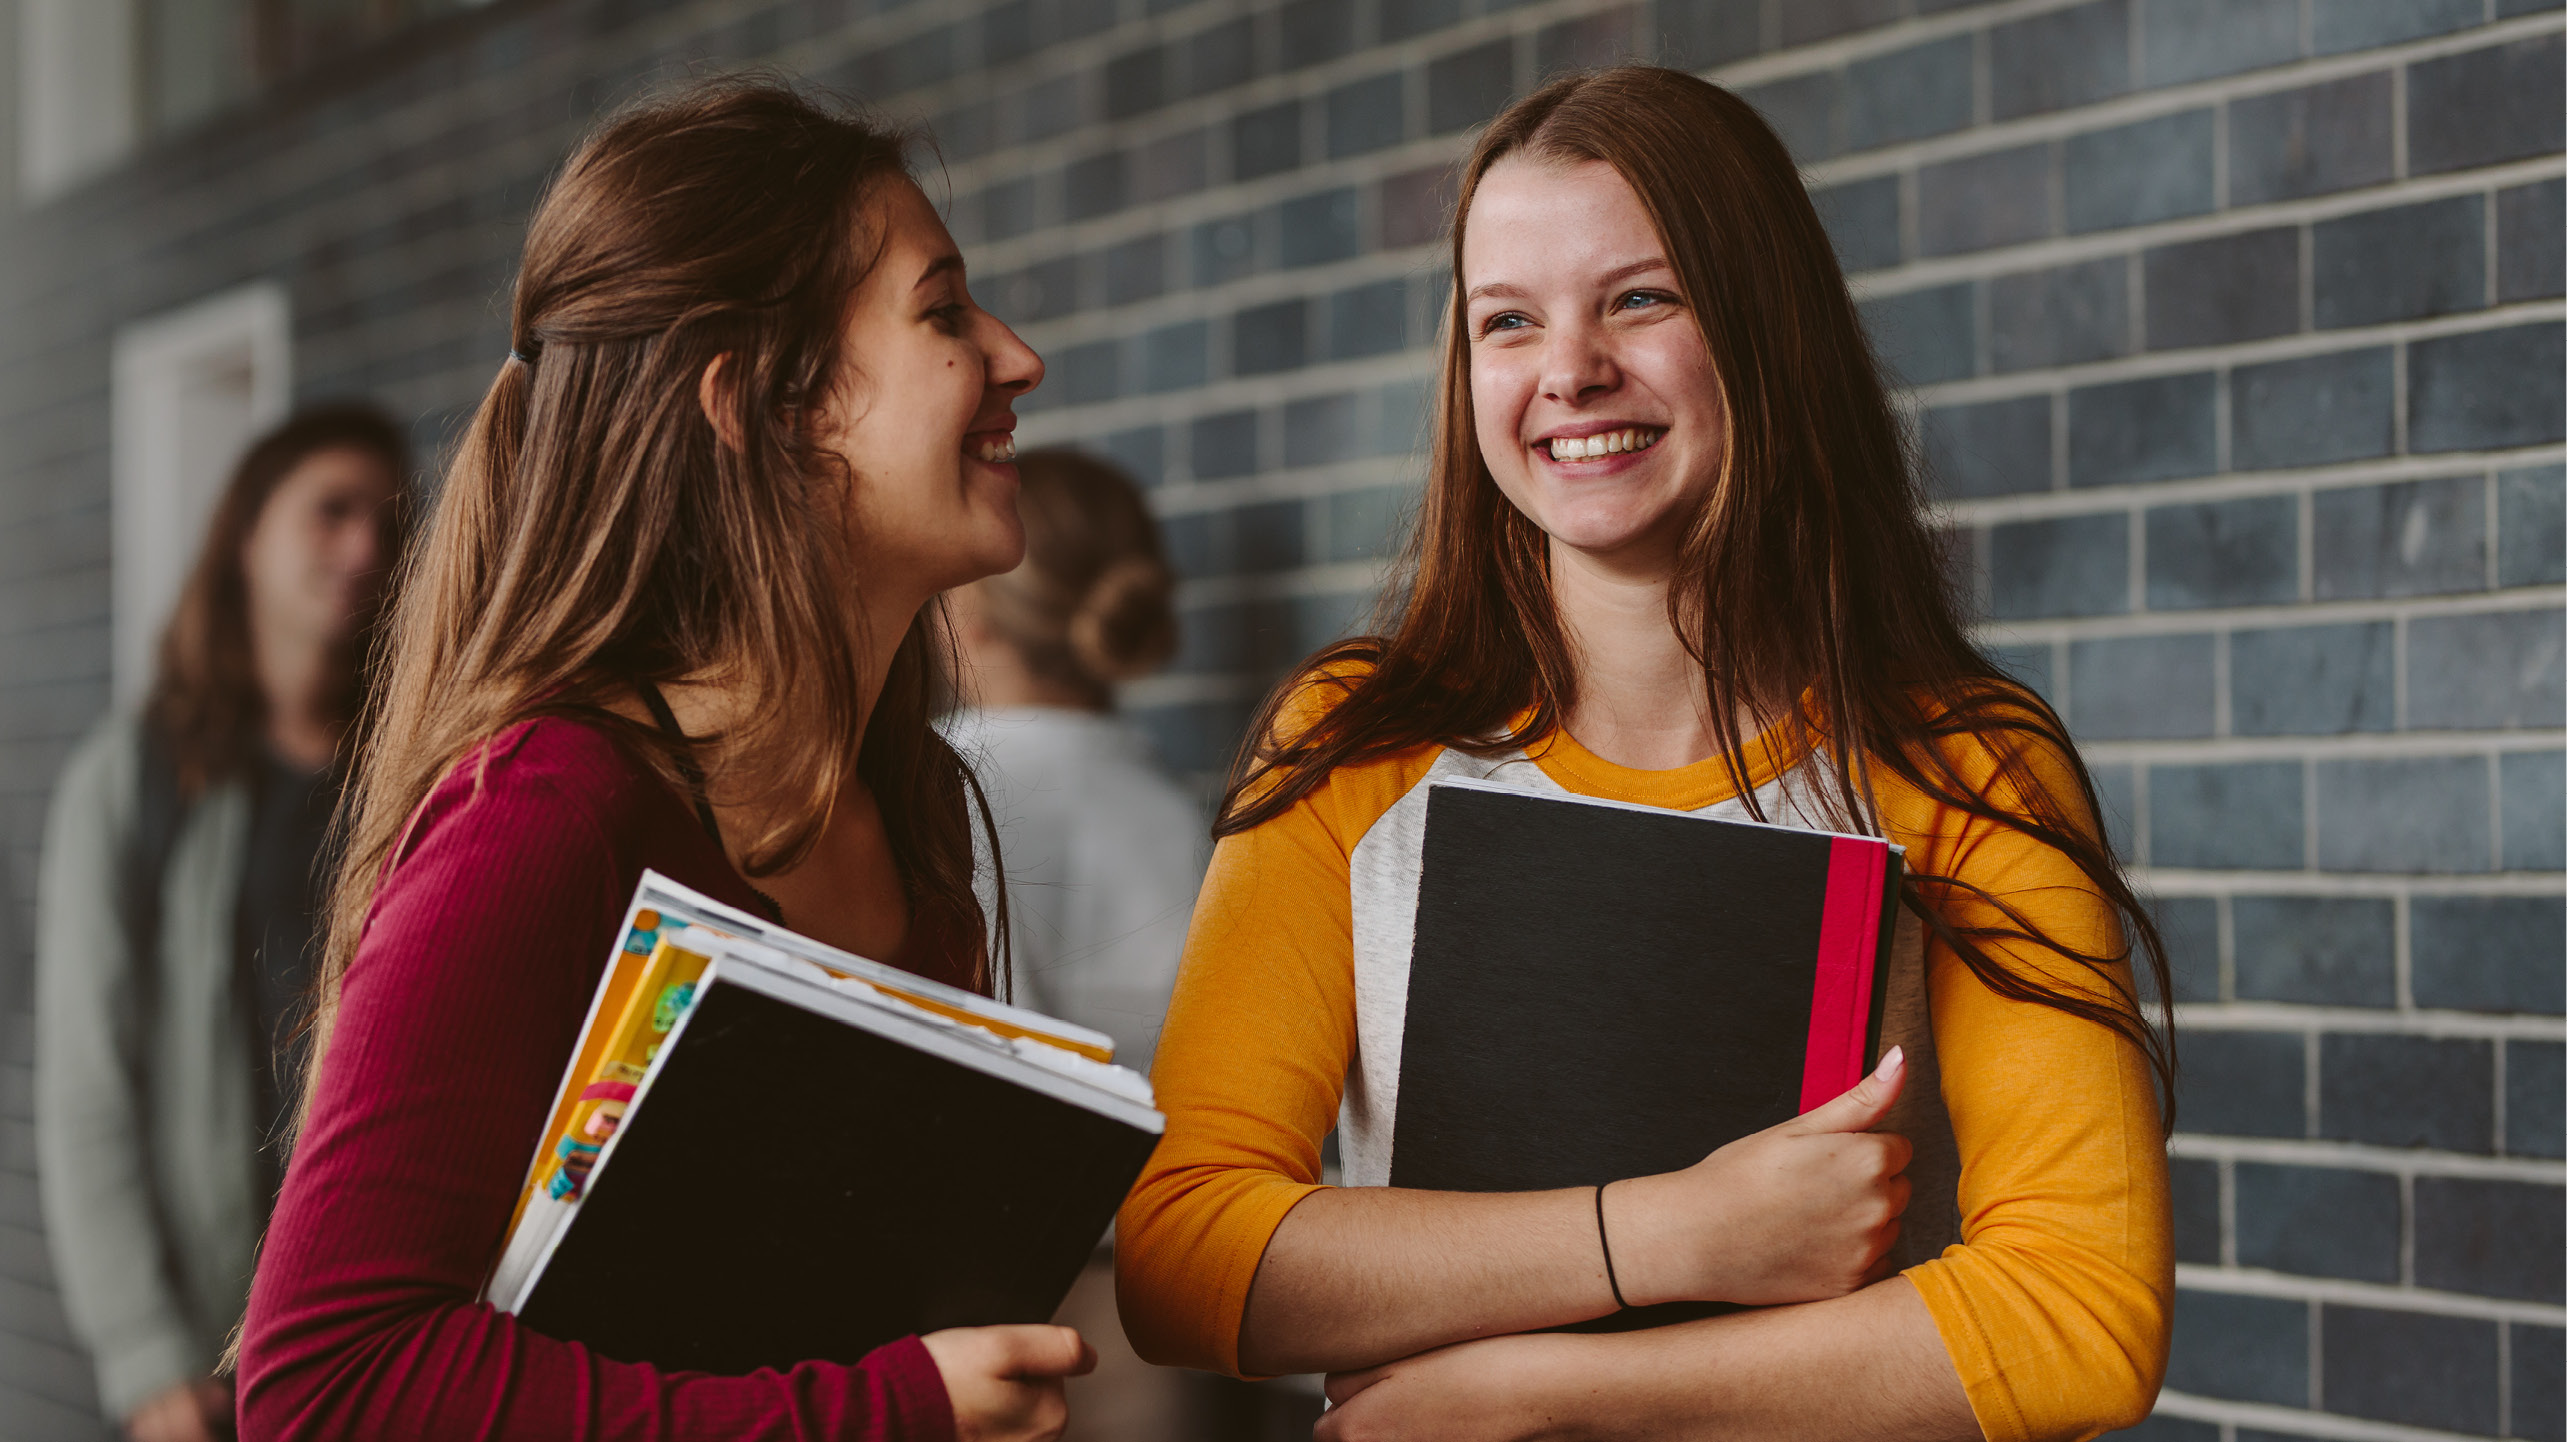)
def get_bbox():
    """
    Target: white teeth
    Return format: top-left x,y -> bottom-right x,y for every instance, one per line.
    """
972,435 -> 1017,463
1546,428 -> 1662,461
